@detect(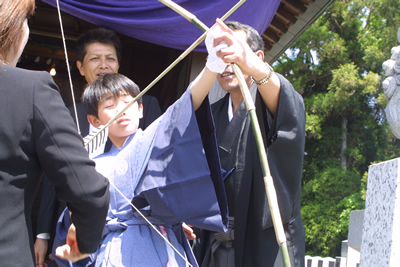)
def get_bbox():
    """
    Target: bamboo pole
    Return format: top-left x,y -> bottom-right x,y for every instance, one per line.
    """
231,64 -> 291,267
159,1 -> 291,266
